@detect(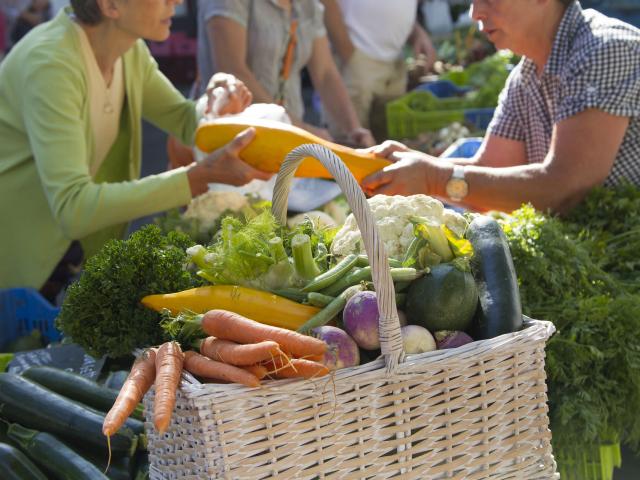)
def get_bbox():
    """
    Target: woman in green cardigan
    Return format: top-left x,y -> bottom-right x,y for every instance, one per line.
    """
0,0 -> 271,299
